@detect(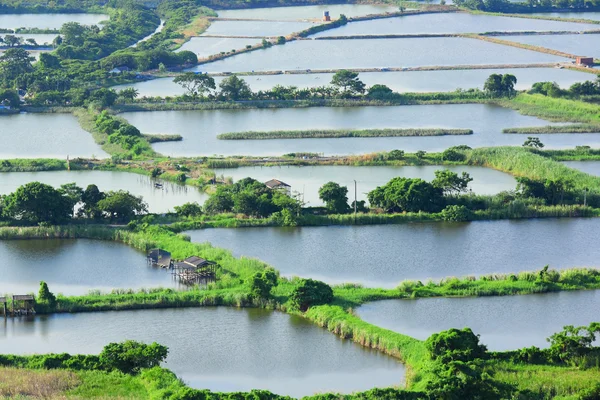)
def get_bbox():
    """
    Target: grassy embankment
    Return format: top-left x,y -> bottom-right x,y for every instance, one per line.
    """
217,128 -> 473,140
500,93 -> 600,124
503,124 -> 600,134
